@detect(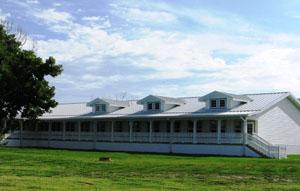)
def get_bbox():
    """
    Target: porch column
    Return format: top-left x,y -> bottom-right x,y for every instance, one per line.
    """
217,119 -> 221,144
19,120 -> 23,147
242,117 -> 248,156
242,118 -> 248,145
149,120 -> 153,143
62,121 -> 66,141
78,121 -> 81,141
170,120 -> 174,143
111,121 -> 114,142
129,121 -> 133,143
48,121 -> 51,147
193,119 -> 197,144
